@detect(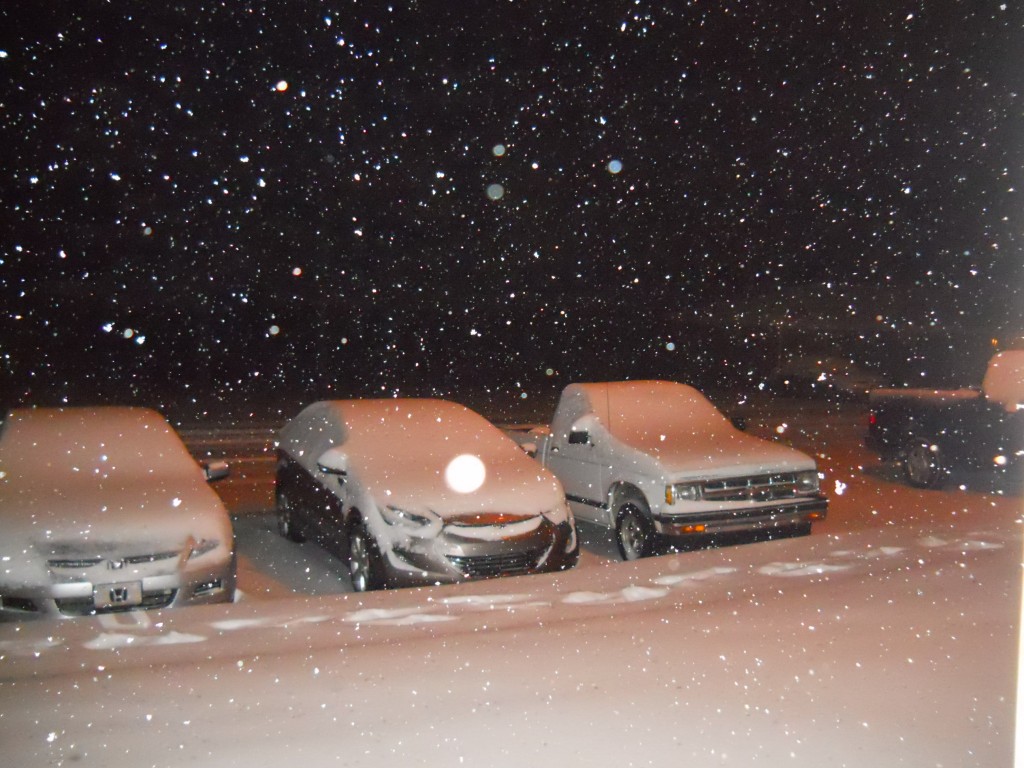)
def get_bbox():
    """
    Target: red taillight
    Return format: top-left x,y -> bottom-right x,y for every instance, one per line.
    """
868,412 -> 877,426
